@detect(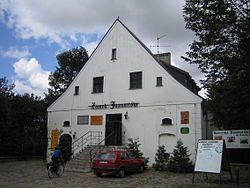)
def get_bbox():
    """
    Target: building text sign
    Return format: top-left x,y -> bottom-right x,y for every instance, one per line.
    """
194,140 -> 223,173
89,101 -> 139,109
213,130 -> 250,149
